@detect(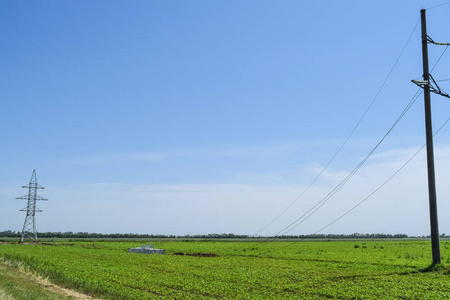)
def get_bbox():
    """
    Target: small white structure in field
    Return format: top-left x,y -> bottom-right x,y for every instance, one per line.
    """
128,244 -> 165,255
